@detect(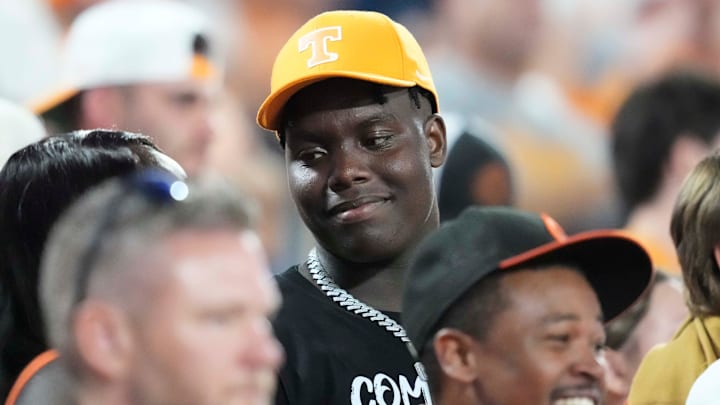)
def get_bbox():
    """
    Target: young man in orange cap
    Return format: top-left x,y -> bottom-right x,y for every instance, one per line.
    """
256,10 -> 446,405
